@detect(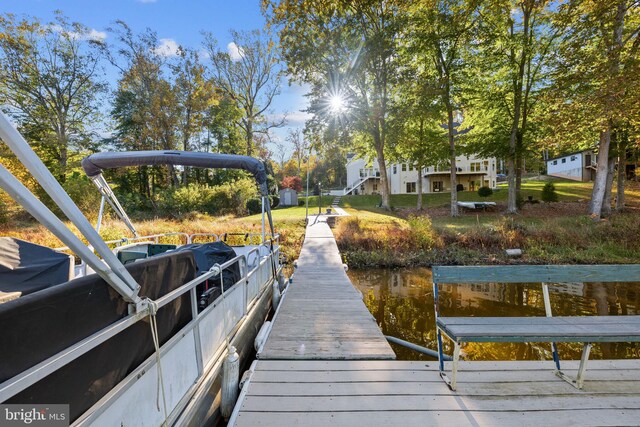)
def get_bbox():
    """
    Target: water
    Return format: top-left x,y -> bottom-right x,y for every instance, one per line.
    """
348,267 -> 640,361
